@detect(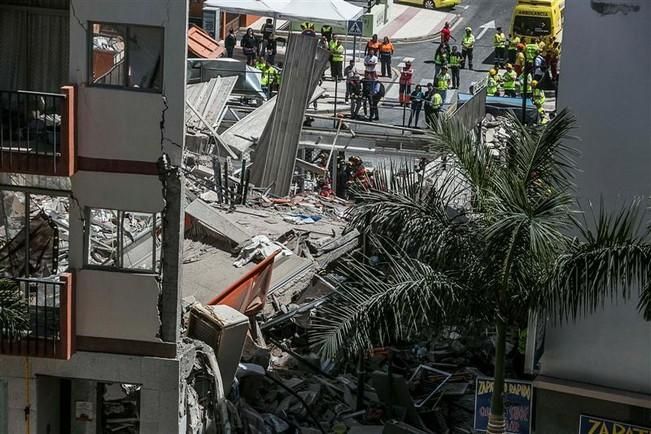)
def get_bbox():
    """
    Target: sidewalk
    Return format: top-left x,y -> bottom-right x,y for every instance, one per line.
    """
377,4 -> 458,42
